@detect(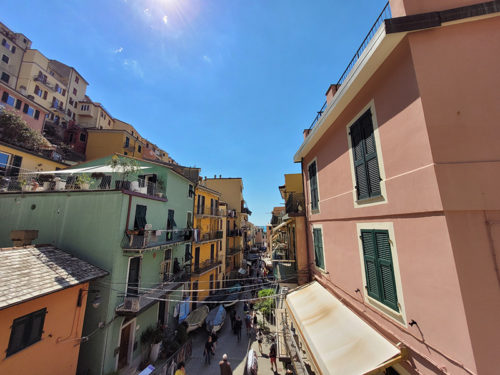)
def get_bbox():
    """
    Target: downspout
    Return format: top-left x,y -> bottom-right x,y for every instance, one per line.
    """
300,157 -> 313,282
